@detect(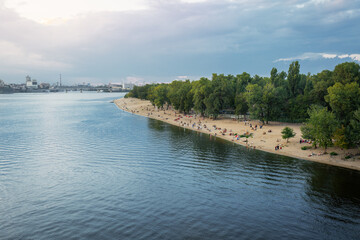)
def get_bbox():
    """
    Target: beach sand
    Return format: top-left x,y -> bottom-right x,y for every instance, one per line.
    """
114,97 -> 360,171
